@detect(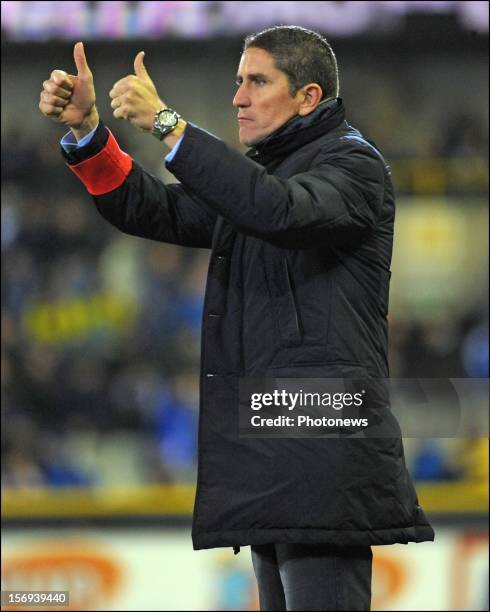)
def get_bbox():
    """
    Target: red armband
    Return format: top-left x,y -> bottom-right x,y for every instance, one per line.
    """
66,129 -> 133,196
